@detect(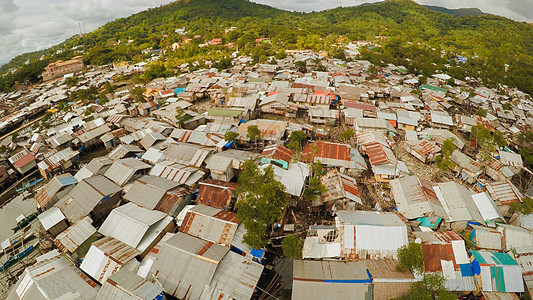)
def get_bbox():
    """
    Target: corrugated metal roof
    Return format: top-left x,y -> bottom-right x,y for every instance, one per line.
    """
433,182 -> 484,223
390,175 -> 438,220
197,180 -> 237,208
97,269 -> 163,300
356,130 -> 389,148
487,181 -> 522,205
259,144 -> 294,164
78,124 -> 111,143
321,169 -> 361,204
124,175 -> 179,210
104,158 -> 151,186
471,192 -> 504,222
201,251 -> 264,300
149,160 -> 205,186
80,236 -> 140,284
38,207 -> 65,231
152,232 -> 229,299
406,139 -> 441,156
99,203 -> 168,250
180,204 -> 238,246
56,175 -> 121,222
499,151 -> 523,168
38,148 -> 79,172
8,251 -> 99,300
514,248 -> 533,295
107,144 -> 143,161
482,292 -> 520,300
36,174 -> 77,208
366,143 -> 395,166
303,141 -> 350,161
54,216 -> 96,253
293,260 -> 370,281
